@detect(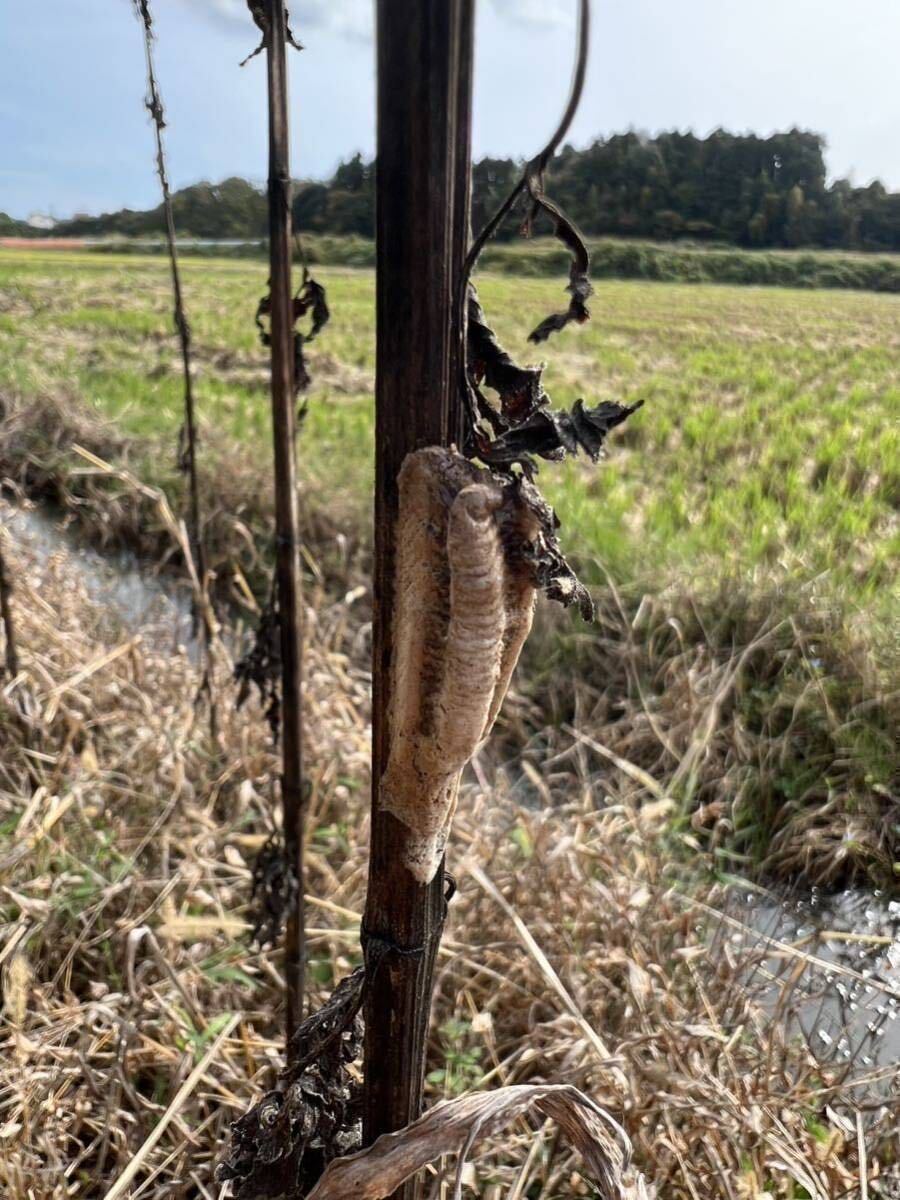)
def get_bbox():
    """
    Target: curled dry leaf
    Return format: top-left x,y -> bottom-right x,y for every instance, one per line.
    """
456,0 -> 642,625
234,581 -> 281,739
522,163 -> 593,345
248,831 -> 297,948
463,278 -> 640,618
294,273 -> 330,344
305,1083 -> 646,1200
218,967 -> 366,1197
254,270 -> 331,411
467,289 -> 547,431
480,397 -> 644,472
466,285 -> 641,480
507,475 -> 594,620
